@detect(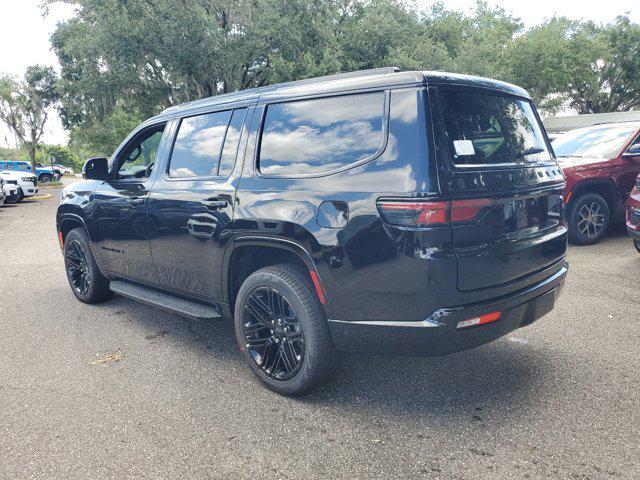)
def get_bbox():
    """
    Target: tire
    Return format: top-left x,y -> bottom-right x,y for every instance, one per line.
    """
63,227 -> 113,304
634,239 -> 640,254
568,193 -> 610,245
17,187 -> 24,202
39,173 -> 53,183
234,264 -> 338,396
